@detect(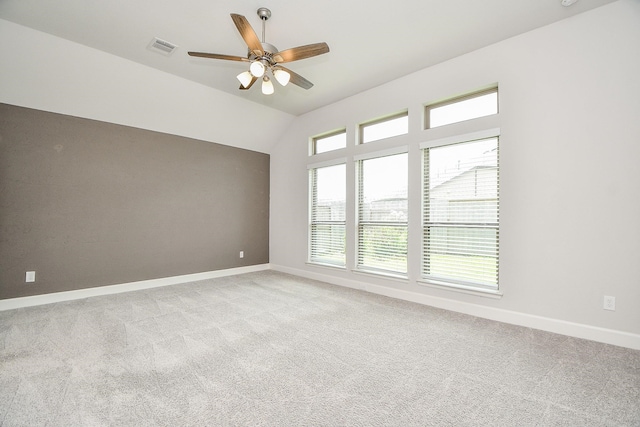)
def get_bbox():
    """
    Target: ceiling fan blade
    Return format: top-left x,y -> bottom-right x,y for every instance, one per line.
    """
230,13 -> 263,56
240,76 -> 258,90
188,52 -> 249,62
273,42 -> 329,63
275,66 -> 314,90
